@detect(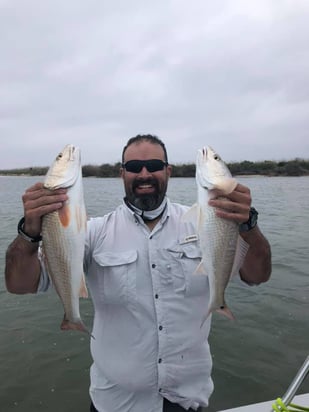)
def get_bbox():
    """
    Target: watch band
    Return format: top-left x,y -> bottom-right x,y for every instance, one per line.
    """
17,217 -> 42,243
239,207 -> 258,233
